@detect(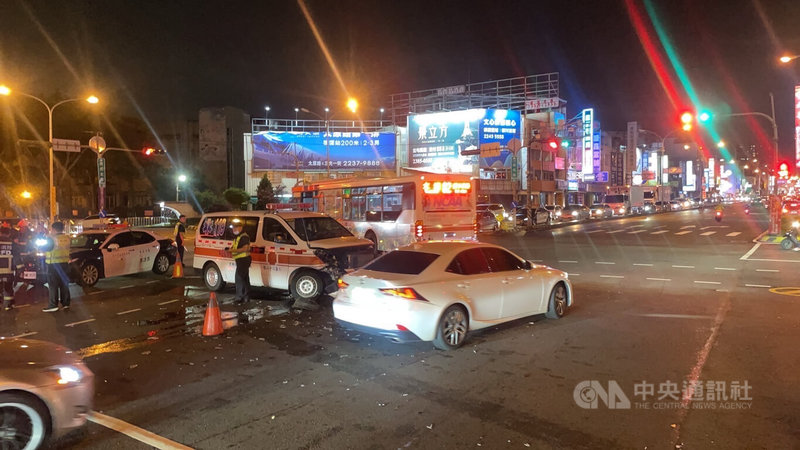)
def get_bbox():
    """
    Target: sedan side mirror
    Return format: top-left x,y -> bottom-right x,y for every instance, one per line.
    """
524,260 -> 533,270
106,243 -> 120,251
